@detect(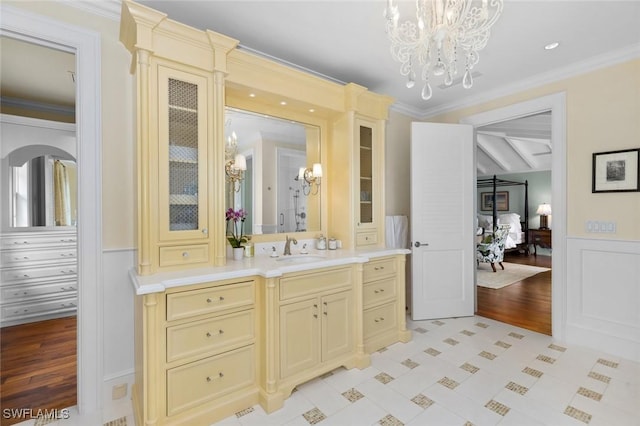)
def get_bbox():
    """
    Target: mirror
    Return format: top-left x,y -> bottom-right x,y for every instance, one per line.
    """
8,148 -> 77,228
225,107 -> 321,235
